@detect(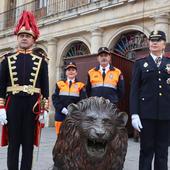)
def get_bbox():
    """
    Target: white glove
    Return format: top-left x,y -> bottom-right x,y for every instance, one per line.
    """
38,110 -> 48,124
0,108 -> 8,125
61,107 -> 68,115
131,114 -> 143,132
